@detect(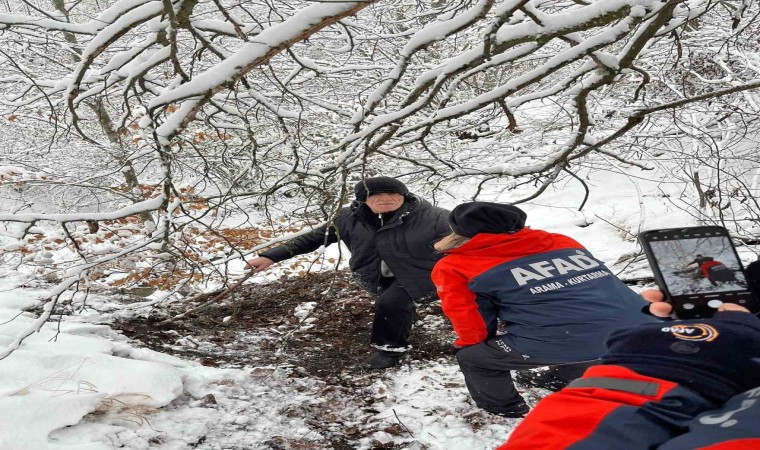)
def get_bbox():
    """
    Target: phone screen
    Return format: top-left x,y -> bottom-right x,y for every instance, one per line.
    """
640,226 -> 759,318
647,234 -> 748,296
